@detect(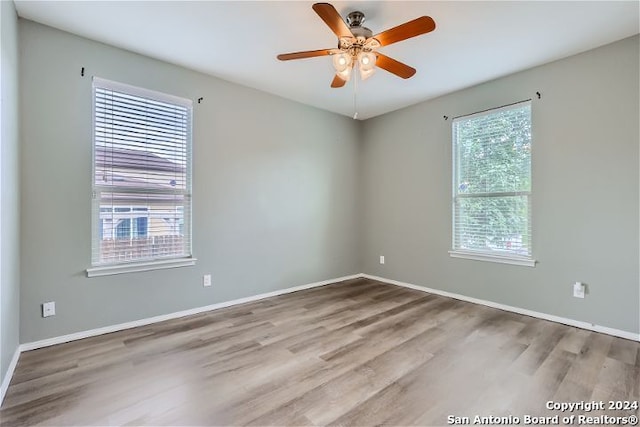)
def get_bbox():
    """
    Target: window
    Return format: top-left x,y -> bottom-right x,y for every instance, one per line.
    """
450,100 -> 534,267
115,219 -> 132,240
87,78 -> 195,277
